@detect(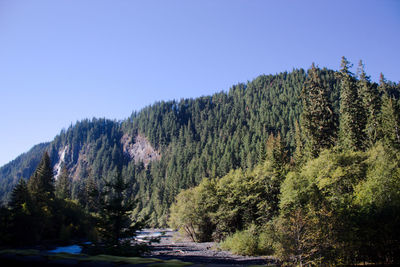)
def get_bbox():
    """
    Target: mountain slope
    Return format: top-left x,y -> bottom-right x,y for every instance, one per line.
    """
0,68 -> 342,225
0,142 -> 49,203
